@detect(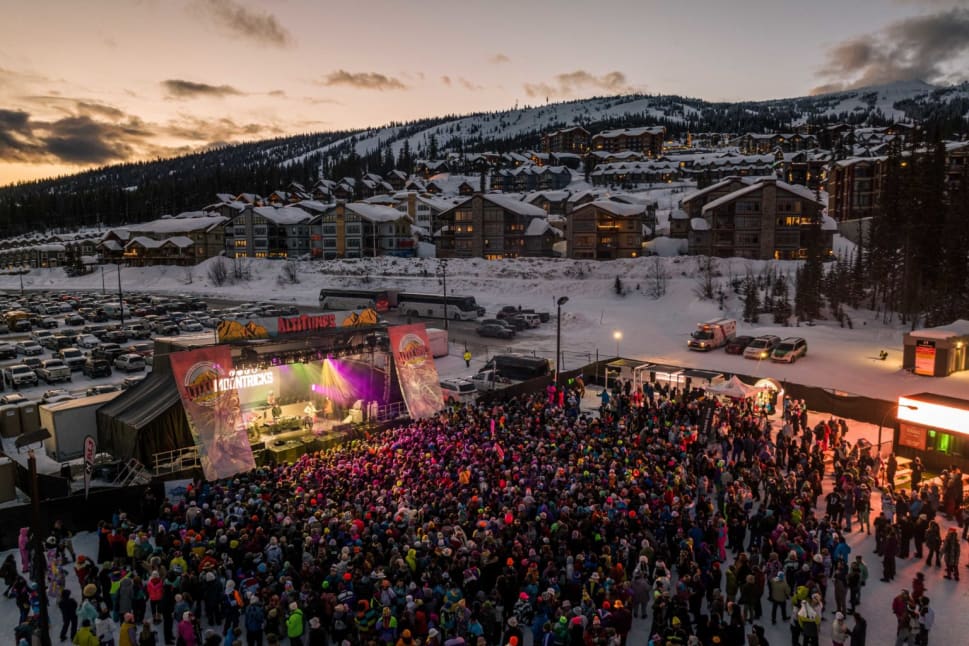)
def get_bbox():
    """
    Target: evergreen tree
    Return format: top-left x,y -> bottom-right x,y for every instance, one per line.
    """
742,275 -> 760,323
772,274 -> 792,325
